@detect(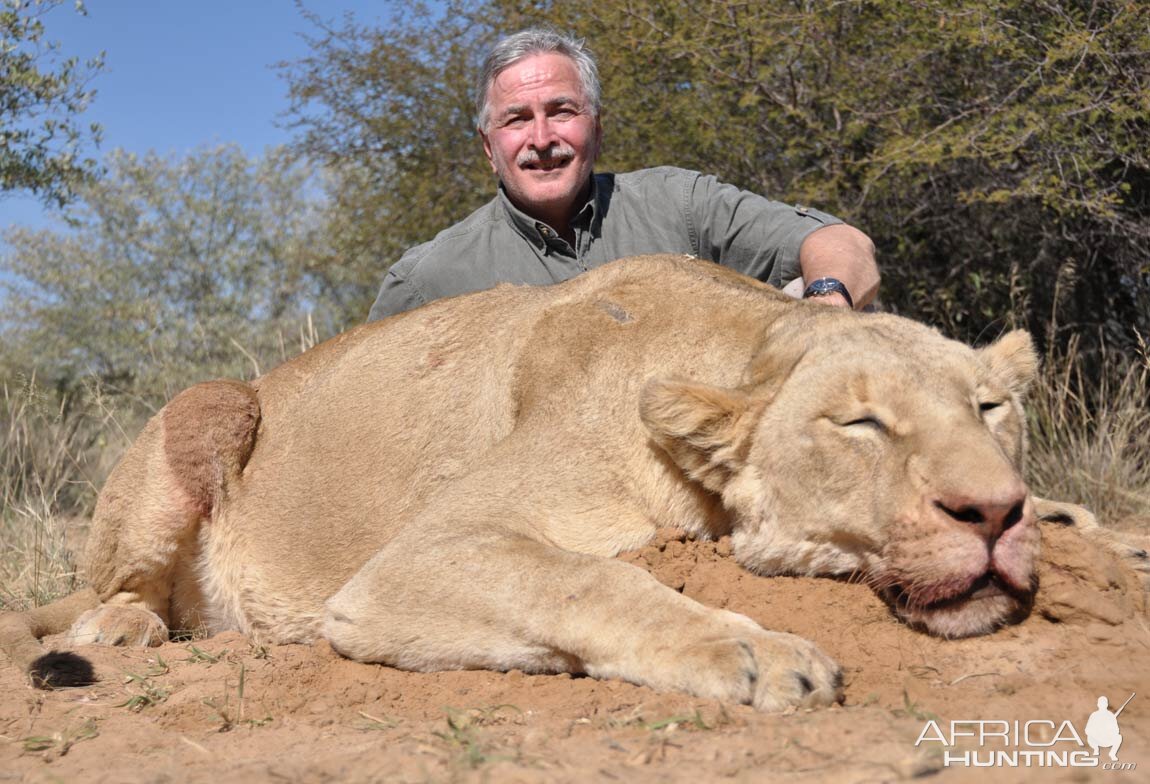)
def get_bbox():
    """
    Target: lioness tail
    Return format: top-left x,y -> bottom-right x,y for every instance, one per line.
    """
0,588 -> 100,687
